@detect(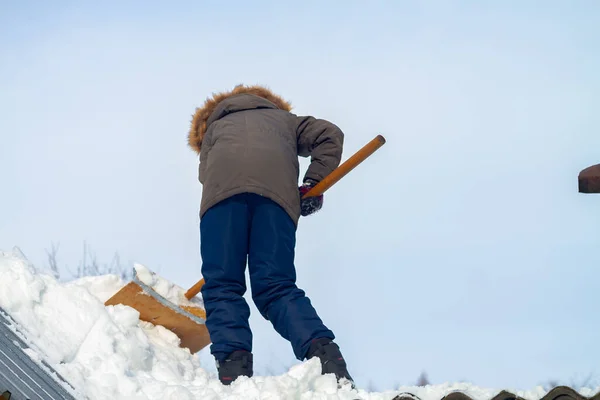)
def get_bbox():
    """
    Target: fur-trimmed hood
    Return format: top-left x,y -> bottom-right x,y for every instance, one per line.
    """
187,84 -> 293,154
